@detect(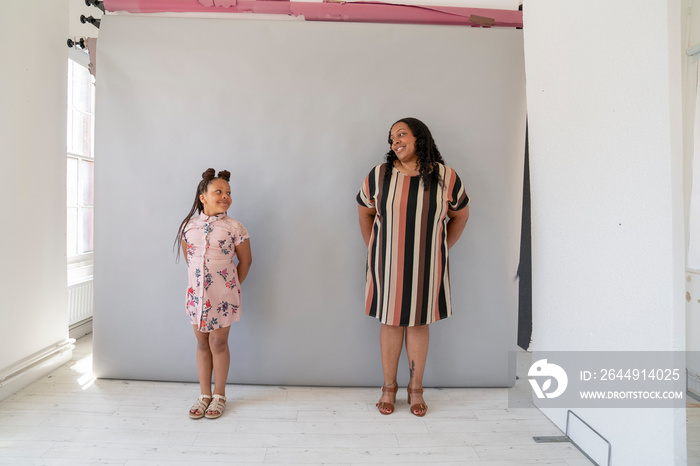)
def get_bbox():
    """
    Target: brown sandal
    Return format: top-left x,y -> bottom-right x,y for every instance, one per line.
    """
189,394 -> 212,419
376,383 -> 398,415
407,388 -> 427,417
